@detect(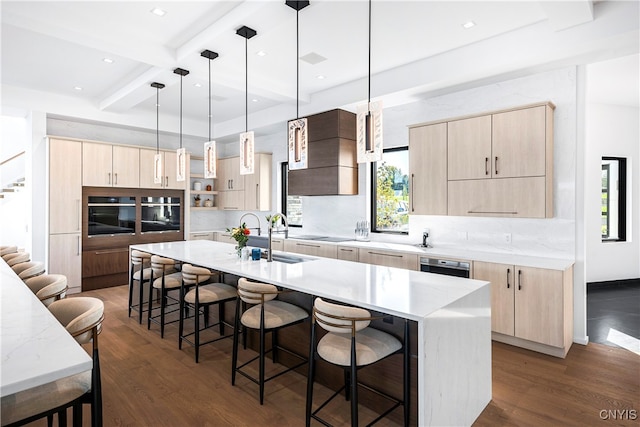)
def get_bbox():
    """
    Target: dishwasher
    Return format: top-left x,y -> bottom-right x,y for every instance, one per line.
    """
419,257 -> 471,278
